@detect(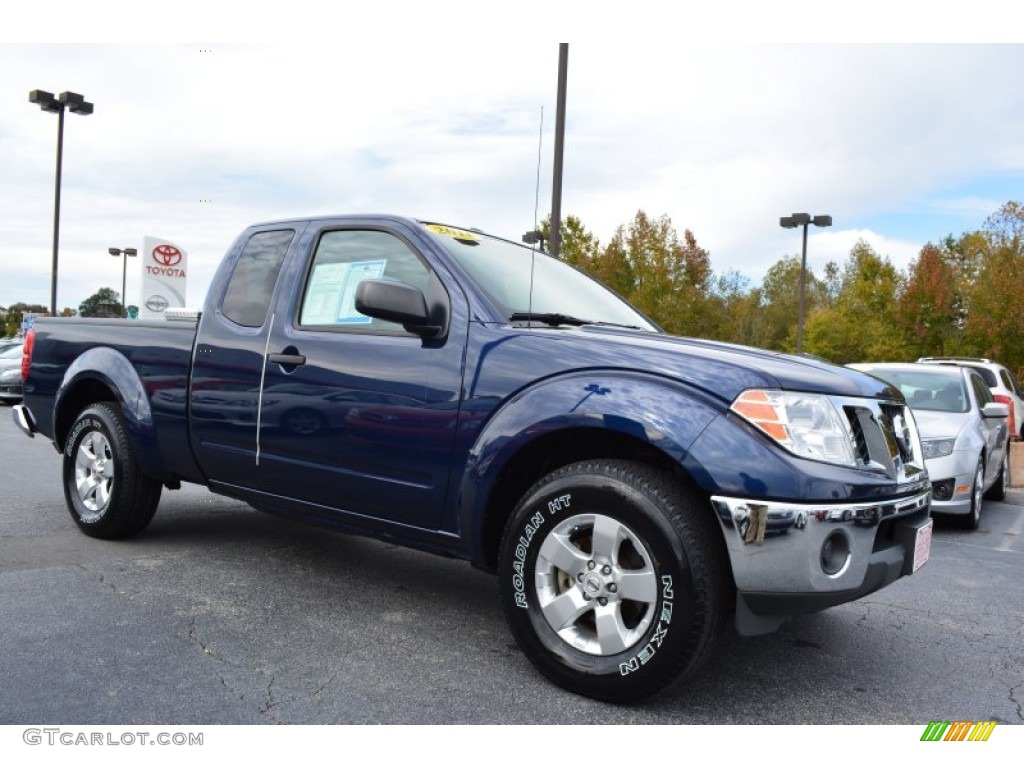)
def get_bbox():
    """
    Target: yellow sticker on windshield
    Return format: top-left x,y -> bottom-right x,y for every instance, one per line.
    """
426,224 -> 480,241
